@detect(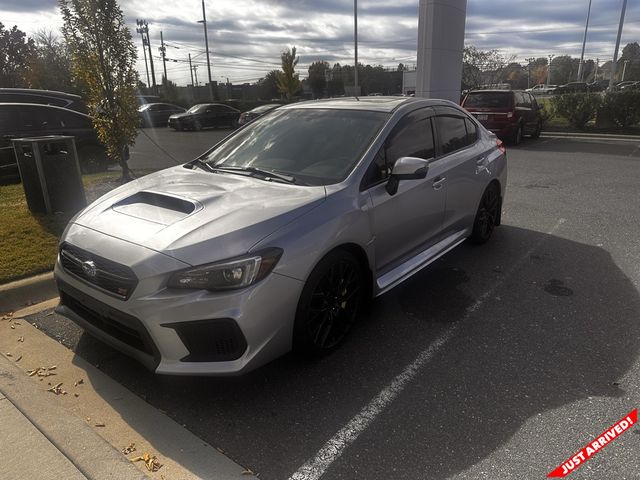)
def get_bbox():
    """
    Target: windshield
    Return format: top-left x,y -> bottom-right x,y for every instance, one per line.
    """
202,108 -> 388,186
187,104 -> 206,113
464,92 -> 511,109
